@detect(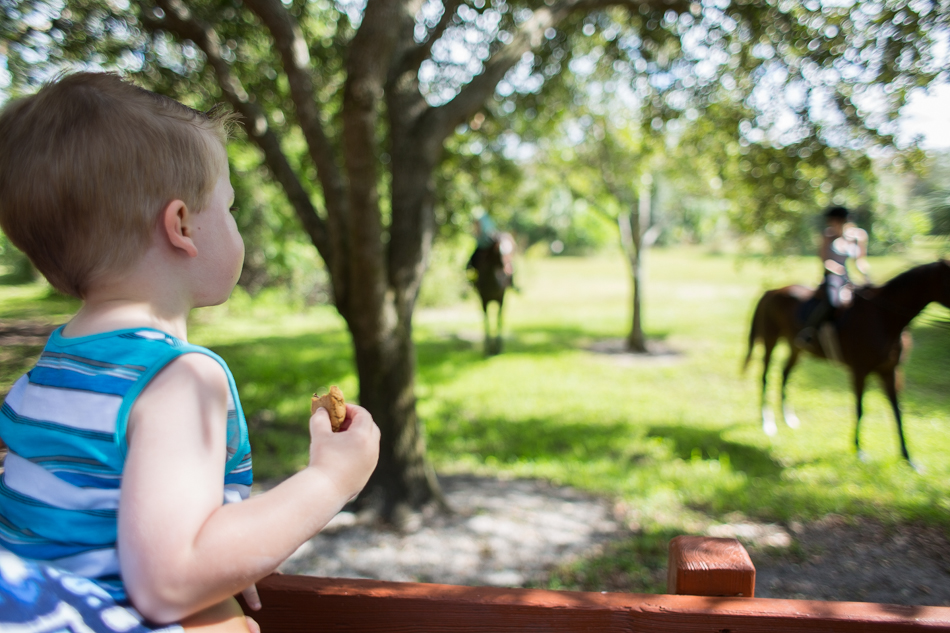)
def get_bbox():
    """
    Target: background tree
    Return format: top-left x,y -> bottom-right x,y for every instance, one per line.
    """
1,0 -> 946,521
911,151 -> 950,240
536,110 -> 664,352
